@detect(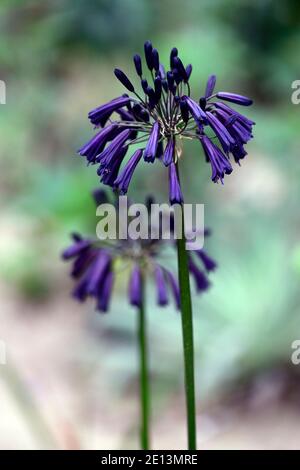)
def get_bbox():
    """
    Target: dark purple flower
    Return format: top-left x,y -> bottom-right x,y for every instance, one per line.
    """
144,40 -> 153,70
78,124 -> 119,164
170,47 -> 178,68
214,101 -> 255,127
185,96 -> 207,122
167,71 -> 176,95
86,251 -> 111,295
152,48 -> 160,72
179,98 -> 189,123
117,108 -> 134,122
205,112 -> 235,152
62,235 -> 91,260
71,249 -> 95,279
169,163 -> 183,205
92,188 -> 109,205
114,69 -> 135,92
114,148 -> 143,194
141,79 -> 148,94
96,269 -> 114,312
129,264 -> 142,307
213,107 -> 253,143
144,122 -> 160,163
154,265 -> 168,306
88,96 -> 131,127
231,142 -> 248,164
200,135 -> 232,183
172,68 -> 182,85
70,248 -> 113,310
146,86 -> 158,109
163,137 -> 174,166
204,75 -> 217,98
98,145 -> 128,186
188,258 -> 210,292
63,192 -> 217,313
216,92 -> 253,106
173,56 -> 188,82
195,250 -> 217,272
133,54 -> 142,77
96,129 -> 131,165
159,63 -> 166,79
185,64 -> 192,81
